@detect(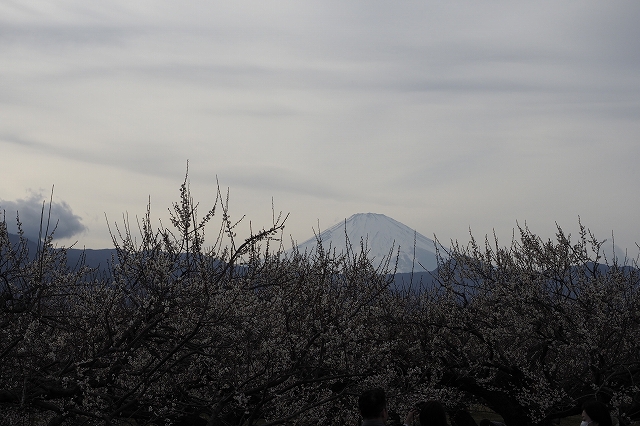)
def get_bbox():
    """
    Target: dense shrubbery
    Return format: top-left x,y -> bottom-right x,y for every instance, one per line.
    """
2,176 -> 640,425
